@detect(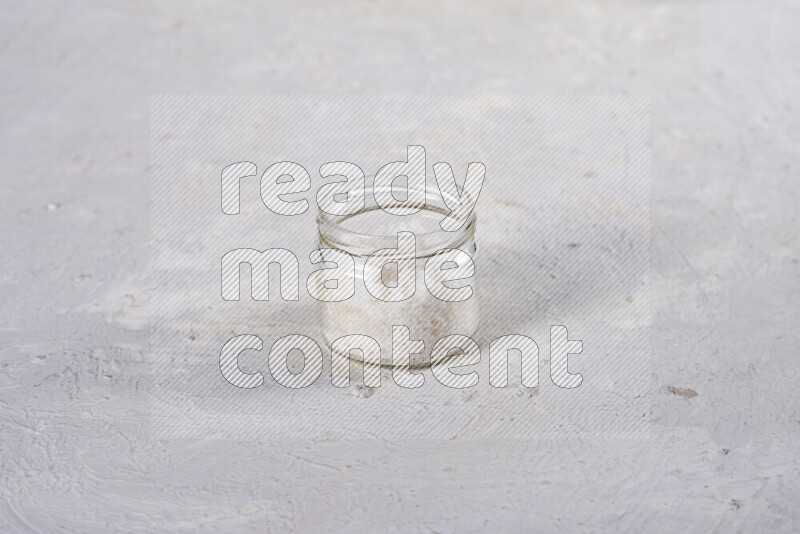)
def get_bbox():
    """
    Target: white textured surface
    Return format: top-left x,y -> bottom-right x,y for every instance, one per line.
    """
2,1 -> 799,532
